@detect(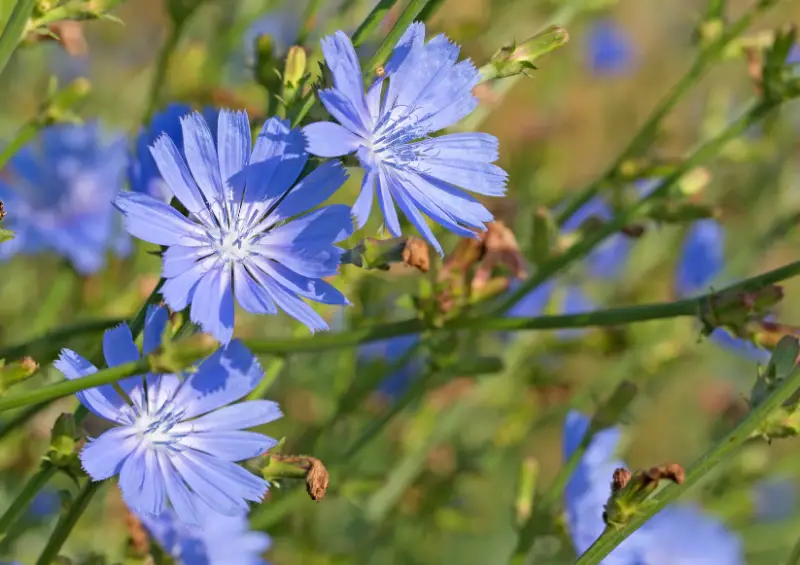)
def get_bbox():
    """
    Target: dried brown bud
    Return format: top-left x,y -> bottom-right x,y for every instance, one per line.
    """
0,200 -> 5,221
661,463 -> 685,484
20,356 -> 38,374
611,467 -> 632,492
621,224 -> 646,238
471,221 -> 527,292
375,66 -> 386,78
402,236 -> 430,273
306,458 -> 329,502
